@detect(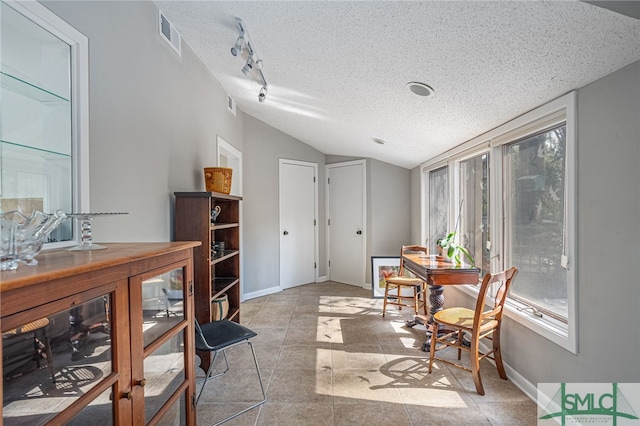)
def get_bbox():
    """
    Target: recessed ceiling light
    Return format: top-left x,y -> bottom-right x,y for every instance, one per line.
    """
407,81 -> 434,97
372,138 -> 386,145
